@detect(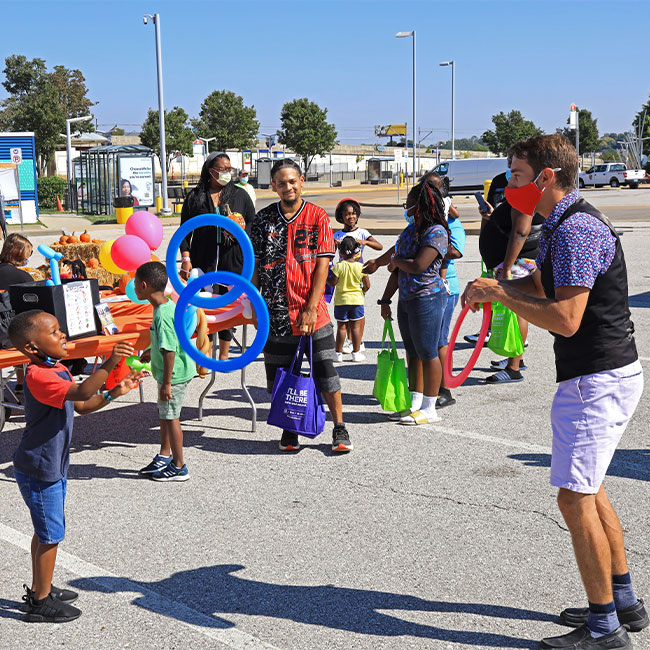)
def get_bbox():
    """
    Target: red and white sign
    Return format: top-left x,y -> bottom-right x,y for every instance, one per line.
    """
10,147 -> 22,165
